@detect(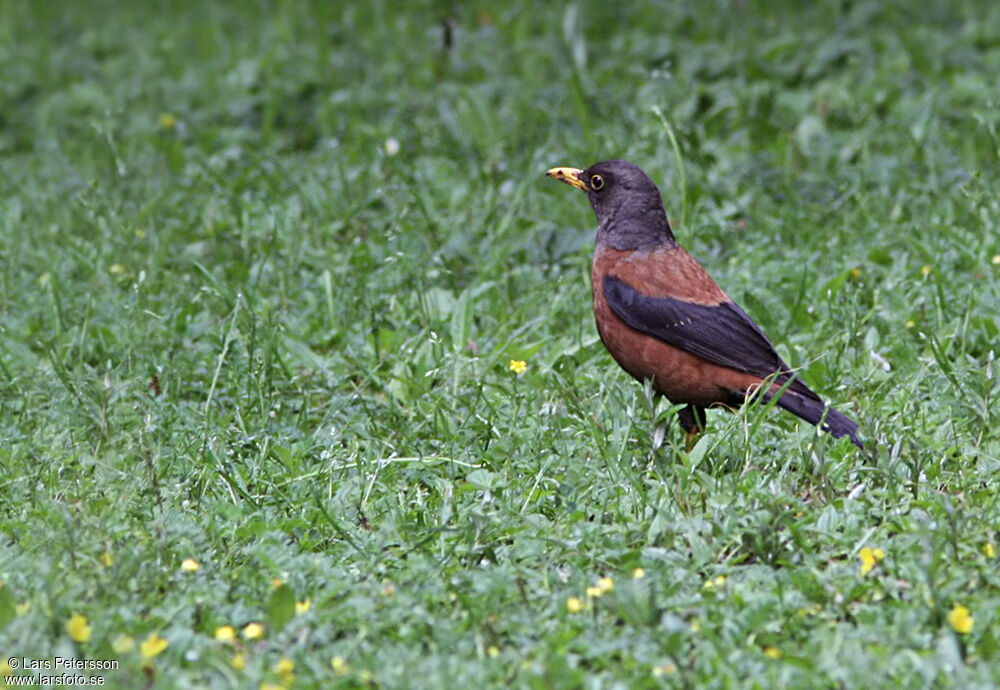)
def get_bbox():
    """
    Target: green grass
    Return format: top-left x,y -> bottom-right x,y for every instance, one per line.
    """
2,0 -> 1000,687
